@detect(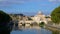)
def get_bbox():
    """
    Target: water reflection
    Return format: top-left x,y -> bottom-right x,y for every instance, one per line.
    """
45,26 -> 60,34
52,30 -> 60,34
11,26 -> 60,34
